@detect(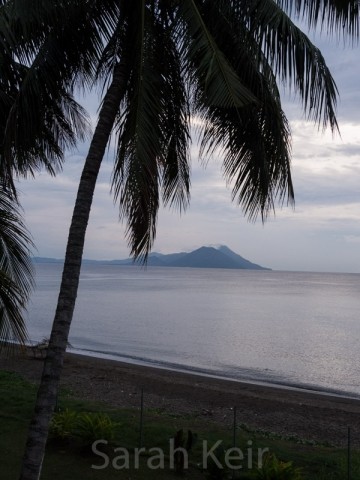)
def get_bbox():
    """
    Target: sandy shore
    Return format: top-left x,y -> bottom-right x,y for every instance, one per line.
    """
2,349 -> 360,447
